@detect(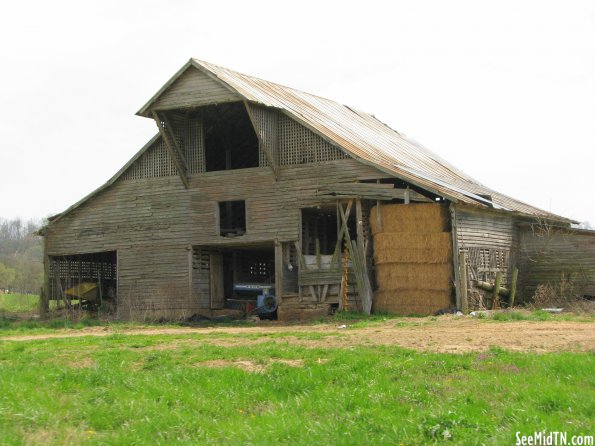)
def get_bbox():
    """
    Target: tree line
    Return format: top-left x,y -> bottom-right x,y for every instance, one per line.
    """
0,218 -> 43,294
